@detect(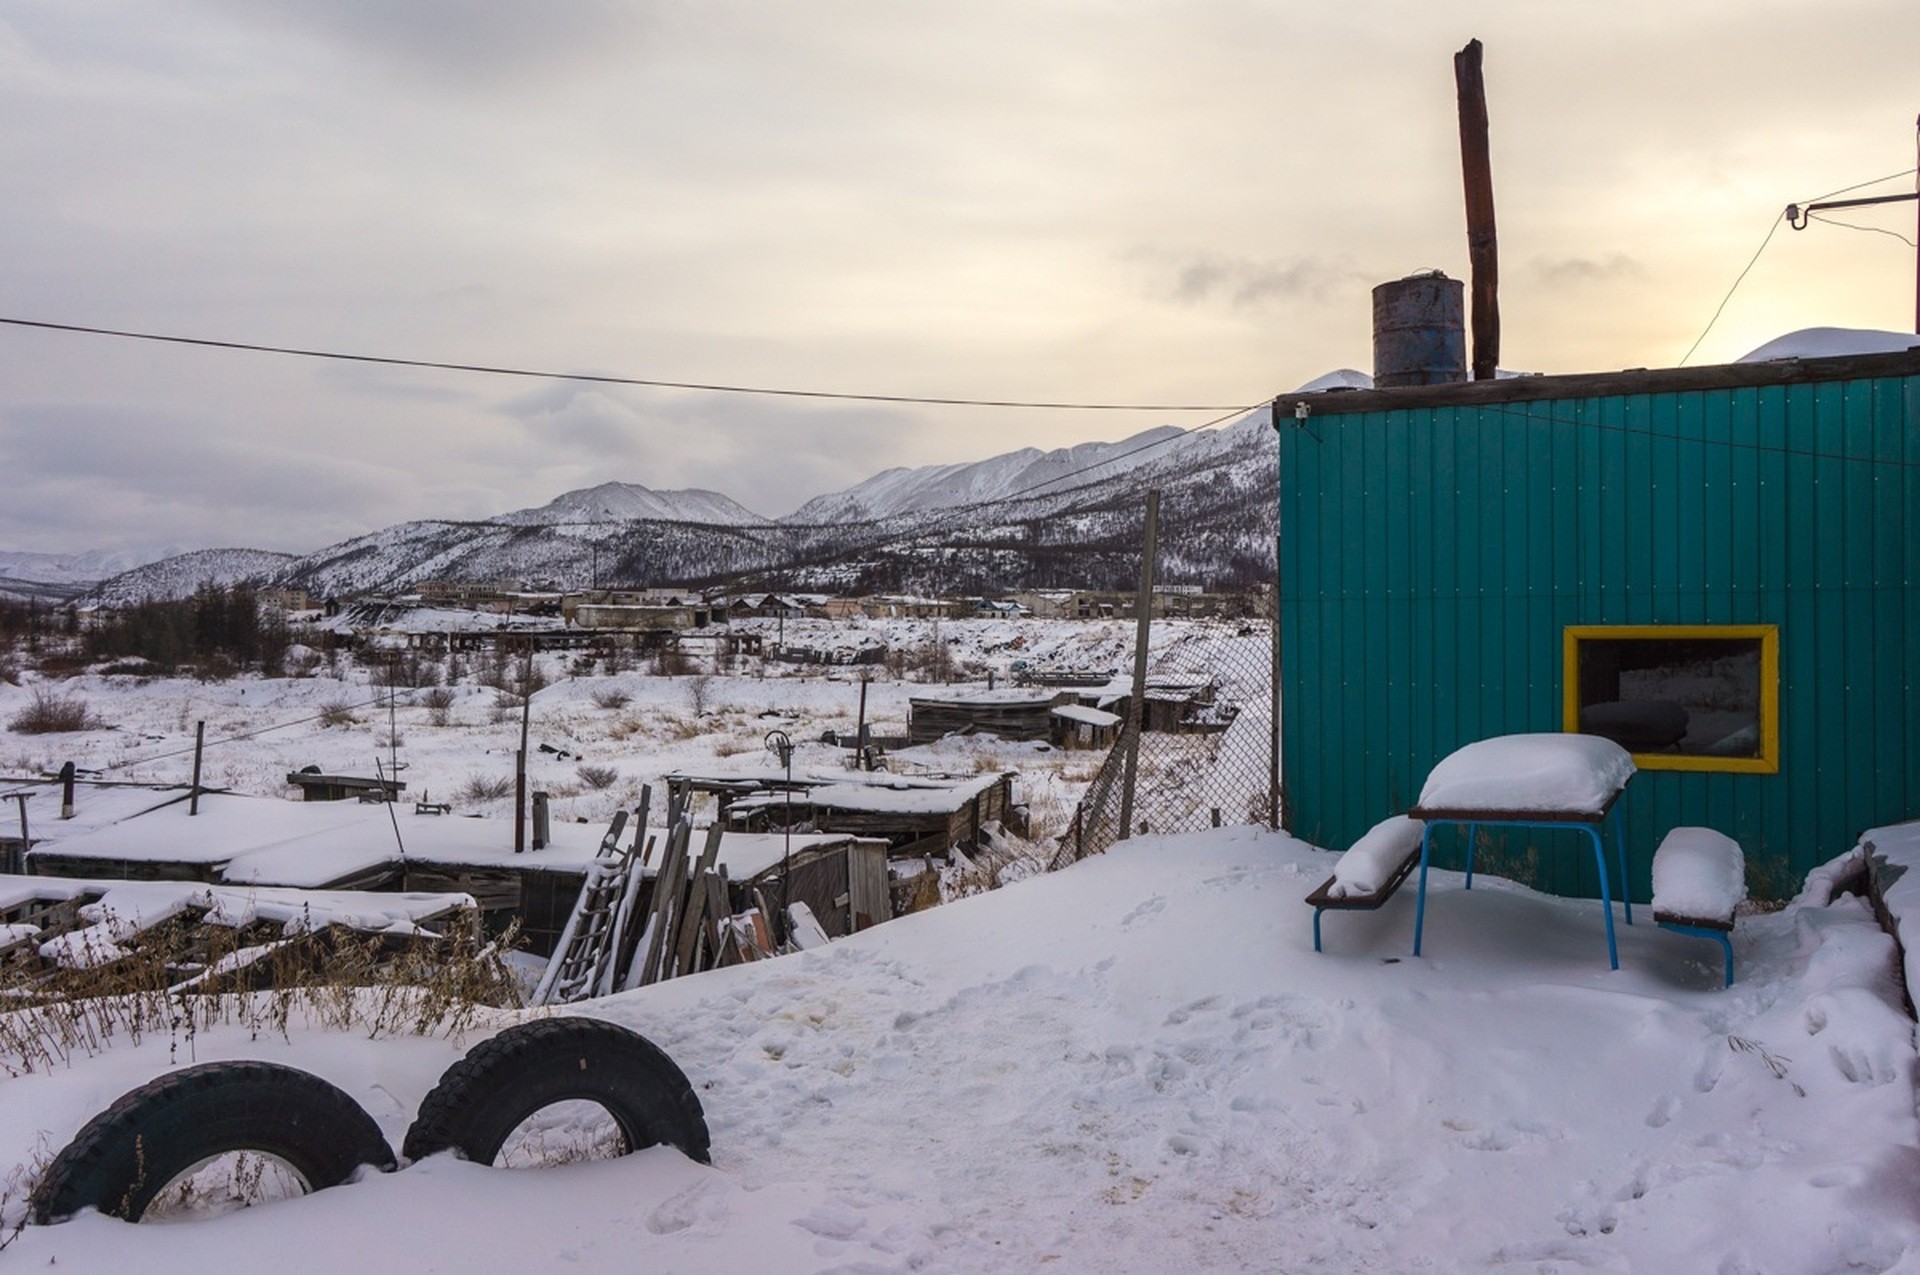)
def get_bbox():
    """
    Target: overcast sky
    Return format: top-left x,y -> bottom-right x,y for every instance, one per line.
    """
2,0 -> 1915,557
